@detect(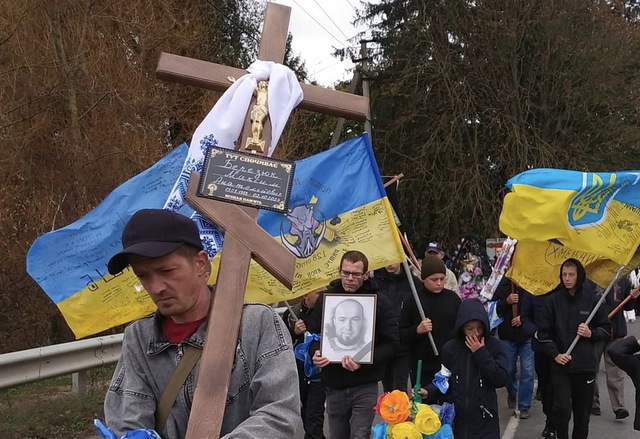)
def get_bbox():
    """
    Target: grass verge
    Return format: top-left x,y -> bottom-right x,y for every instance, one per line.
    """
0,365 -> 114,439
